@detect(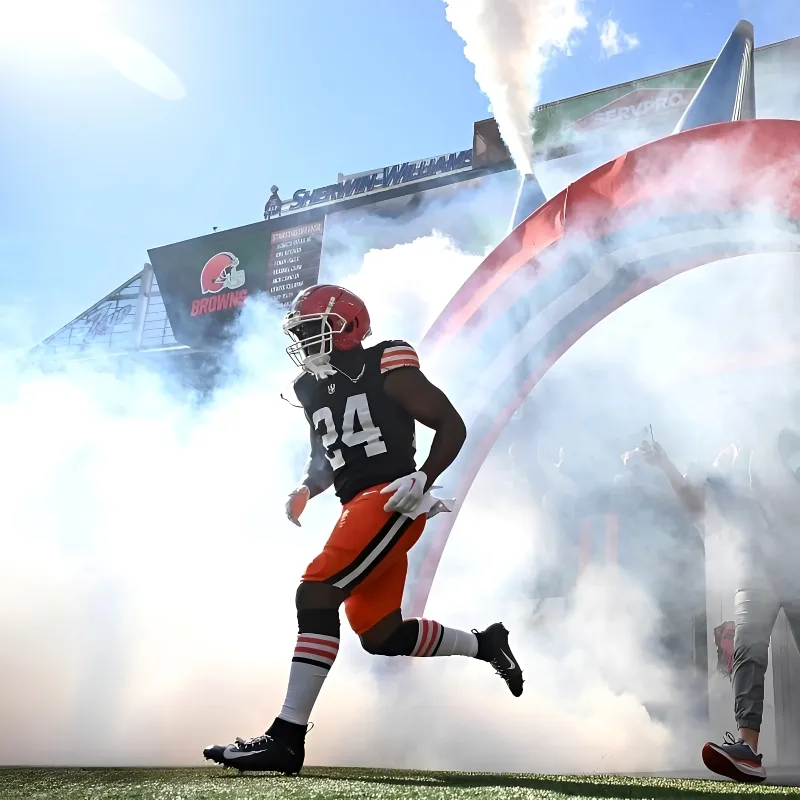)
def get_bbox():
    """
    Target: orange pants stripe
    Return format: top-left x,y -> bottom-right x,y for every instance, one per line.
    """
302,484 -> 426,635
